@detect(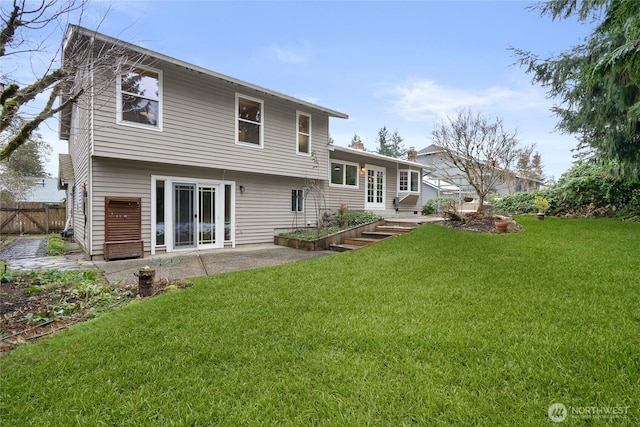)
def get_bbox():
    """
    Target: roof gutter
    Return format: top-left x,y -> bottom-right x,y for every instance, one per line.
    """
66,24 -> 349,119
